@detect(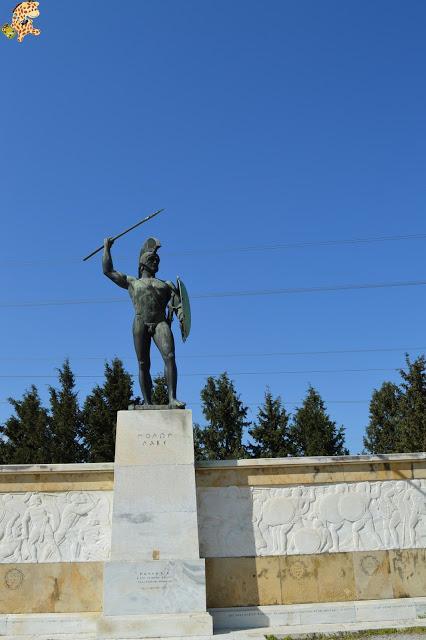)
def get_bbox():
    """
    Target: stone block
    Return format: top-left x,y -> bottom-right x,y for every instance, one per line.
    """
111,510 -> 200,561
115,410 -> 194,466
413,462 -> 426,479
354,599 -> 416,622
98,613 -> 212,639
388,462 -> 413,479
353,551 -> 393,600
0,562 -> 103,614
390,549 -> 426,597
297,602 -> 356,625
415,598 -> 426,619
343,464 -> 389,482
205,557 -> 281,608
5,611 -> 98,636
103,560 -> 207,616
114,465 -> 197,514
280,555 -> 319,604
315,552 -> 356,602
210,604 -> 301,630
